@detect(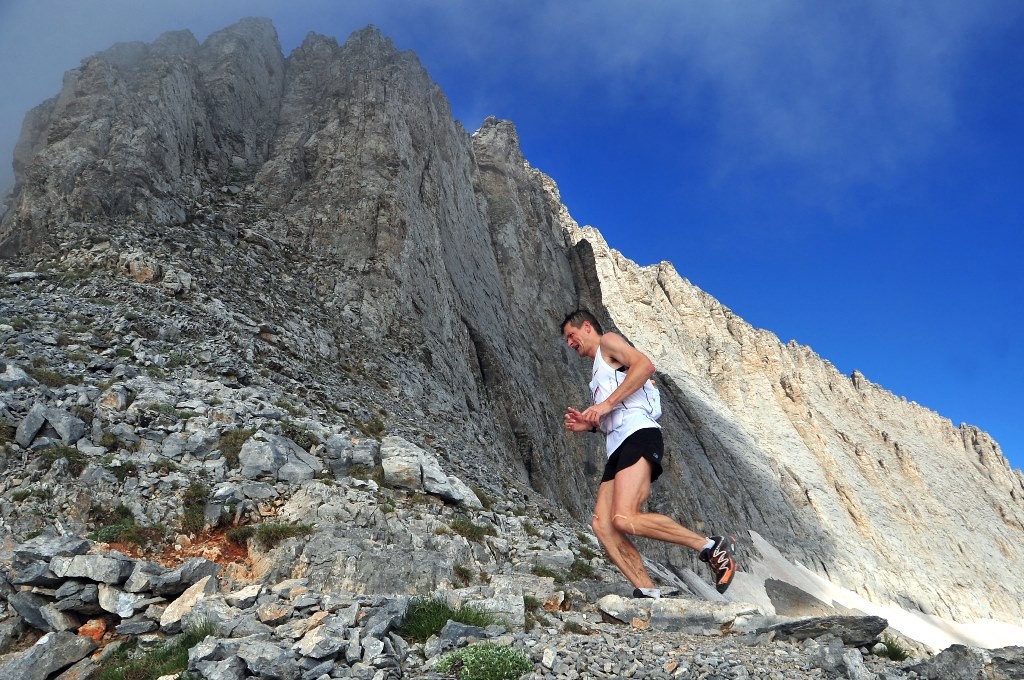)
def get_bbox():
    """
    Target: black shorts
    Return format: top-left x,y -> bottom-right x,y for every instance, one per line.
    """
601,427 -> 664,483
